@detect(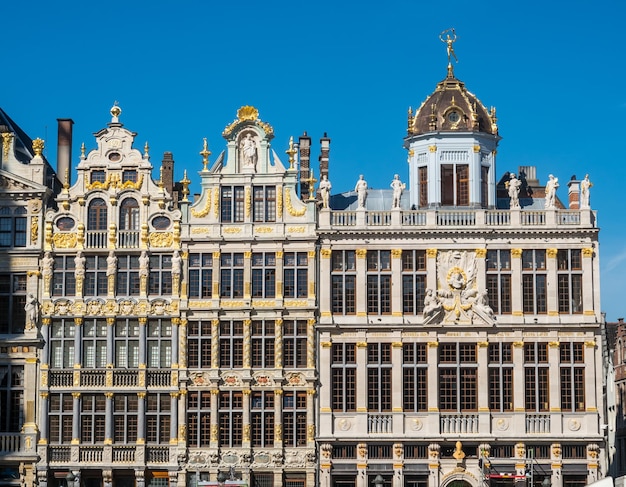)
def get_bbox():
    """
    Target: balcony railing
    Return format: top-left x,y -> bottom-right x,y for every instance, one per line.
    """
526,414 -> 551,433
440,414 -> 479,434
368,414 -> 393,434
322,208 -> 594,230
48,369 -> 173,389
